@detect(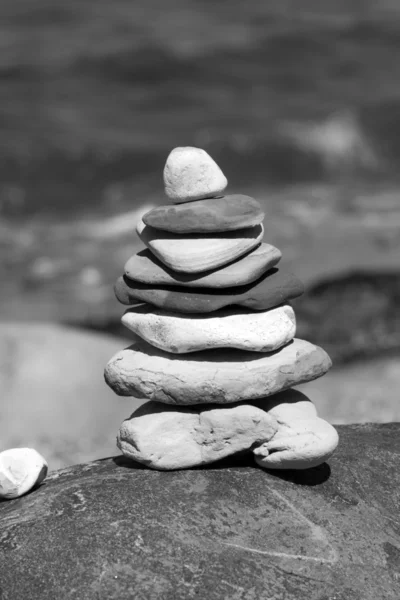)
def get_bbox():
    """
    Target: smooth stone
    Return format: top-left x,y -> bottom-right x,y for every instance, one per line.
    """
117,390 -> 338,471
142,195 -> 264,233
124,244 -> 282,288
115,267 -> 304,313
104,337 -> 332,405
136,218 -> 264,273
163,146 -> 227,203
0,448 -> 48,499
118,402 -> 278,470
1,425 -> 398,600
121,304 -> 296,353
252,389 -> 339,470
